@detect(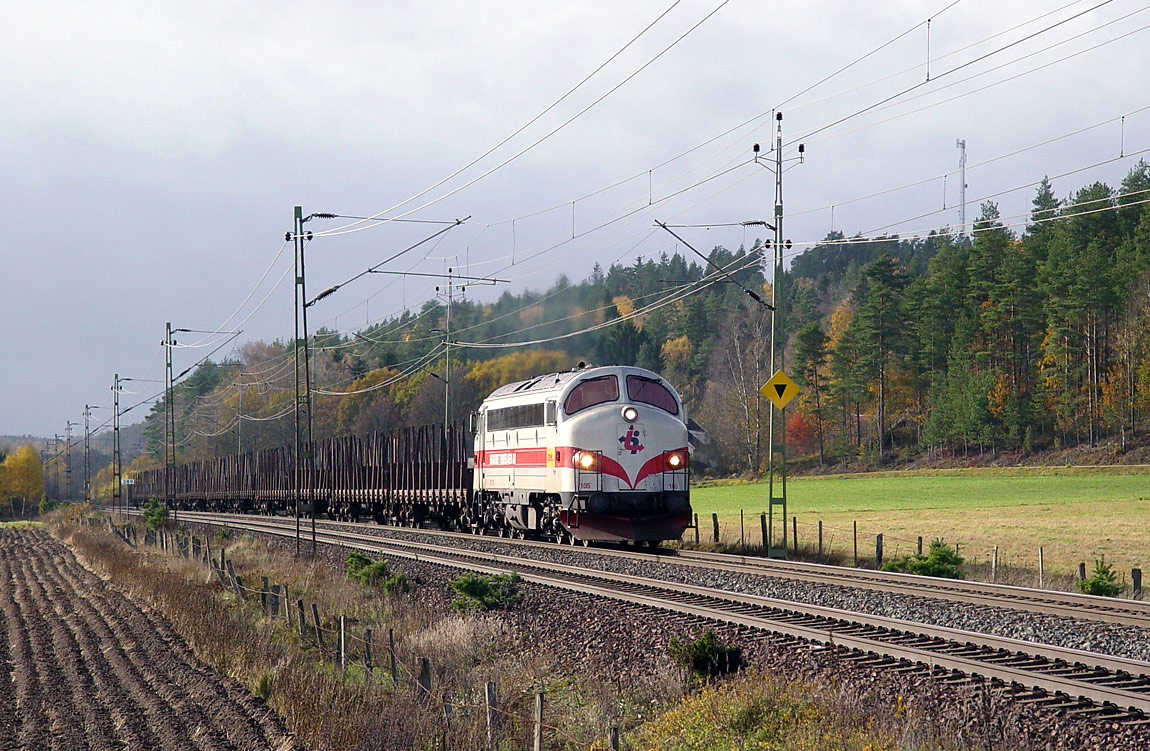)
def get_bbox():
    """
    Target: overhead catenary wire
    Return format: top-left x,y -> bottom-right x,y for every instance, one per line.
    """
468,0 -> 1100,233
786,0 -> 1120,147
859,146 -> 1150,238
787,104 -> 1150,220
780,187 -> 1150,260
313,0 -> 732,240
314,0 -> 688,237
793,12 -> 1150,152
